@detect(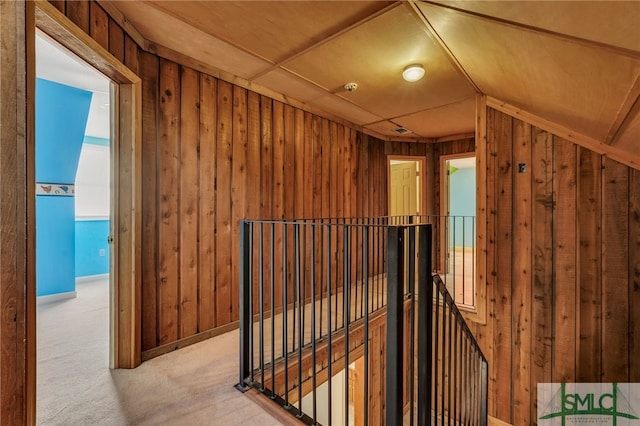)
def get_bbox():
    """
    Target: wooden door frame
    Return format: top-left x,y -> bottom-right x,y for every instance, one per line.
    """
439,152 -> 475,276
439,153 -> 476,220
29,1 -> 141,413
439,151 -> 487,323
386,155 -> 426,218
